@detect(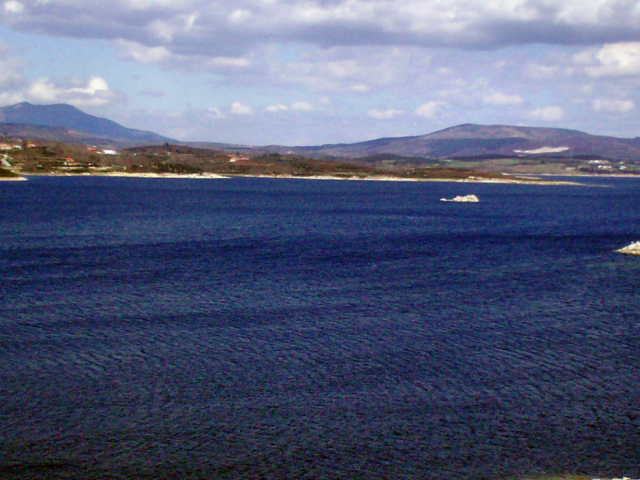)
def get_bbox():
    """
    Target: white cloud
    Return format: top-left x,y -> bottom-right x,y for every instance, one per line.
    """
204,56 -> 251,69
22,76 -> 122,107
115,40 -> 172,64
68,76 -> 110,96
115,39 -> 251,73
592,98 -> 635,113
415,101 -> 444,118
265,103 -> 288,113
0,43 -> 124,109
230,102 -> 255,115
482,91 -> 523,106
582,42 -> 640,77
528,106 -> 565,121
368,108 -> 404,120
265,101 -> 315,113
4,1 -> 23,13
291,101 -> 314,111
